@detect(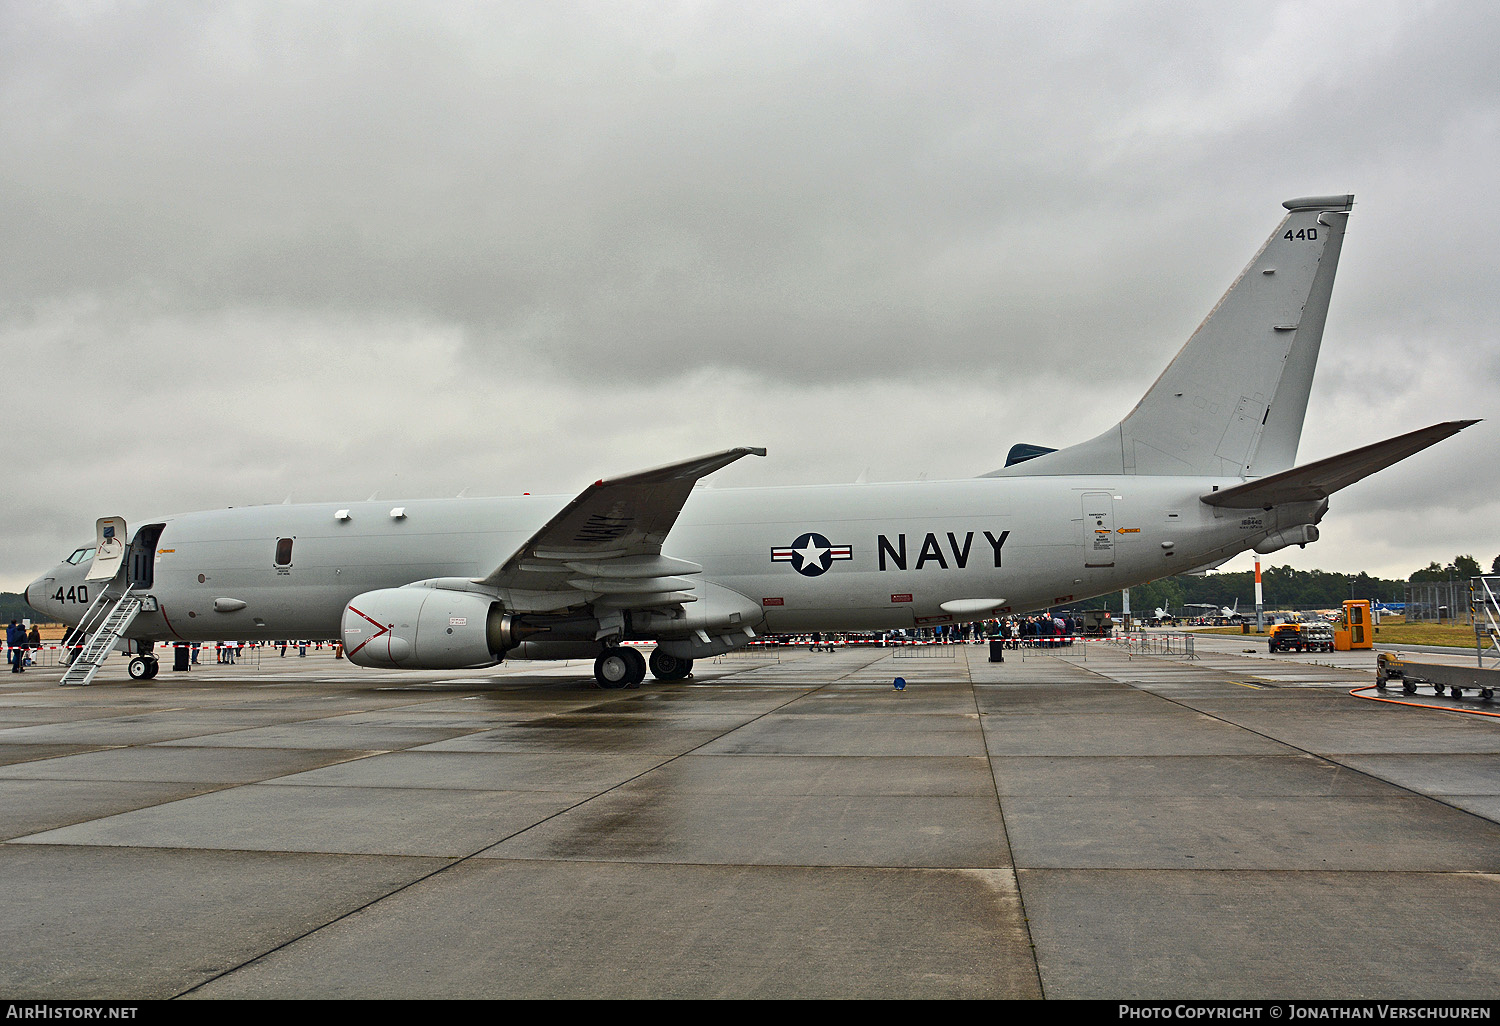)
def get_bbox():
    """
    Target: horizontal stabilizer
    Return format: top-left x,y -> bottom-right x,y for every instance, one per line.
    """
1202,420 -> 1477,509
